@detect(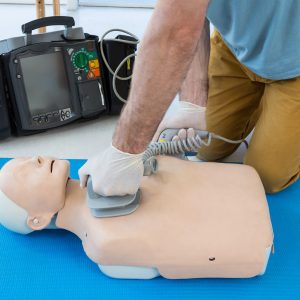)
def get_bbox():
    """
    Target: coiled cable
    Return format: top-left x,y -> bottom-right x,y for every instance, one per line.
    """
100,29 -> 140,103
143,131 -> 247,174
